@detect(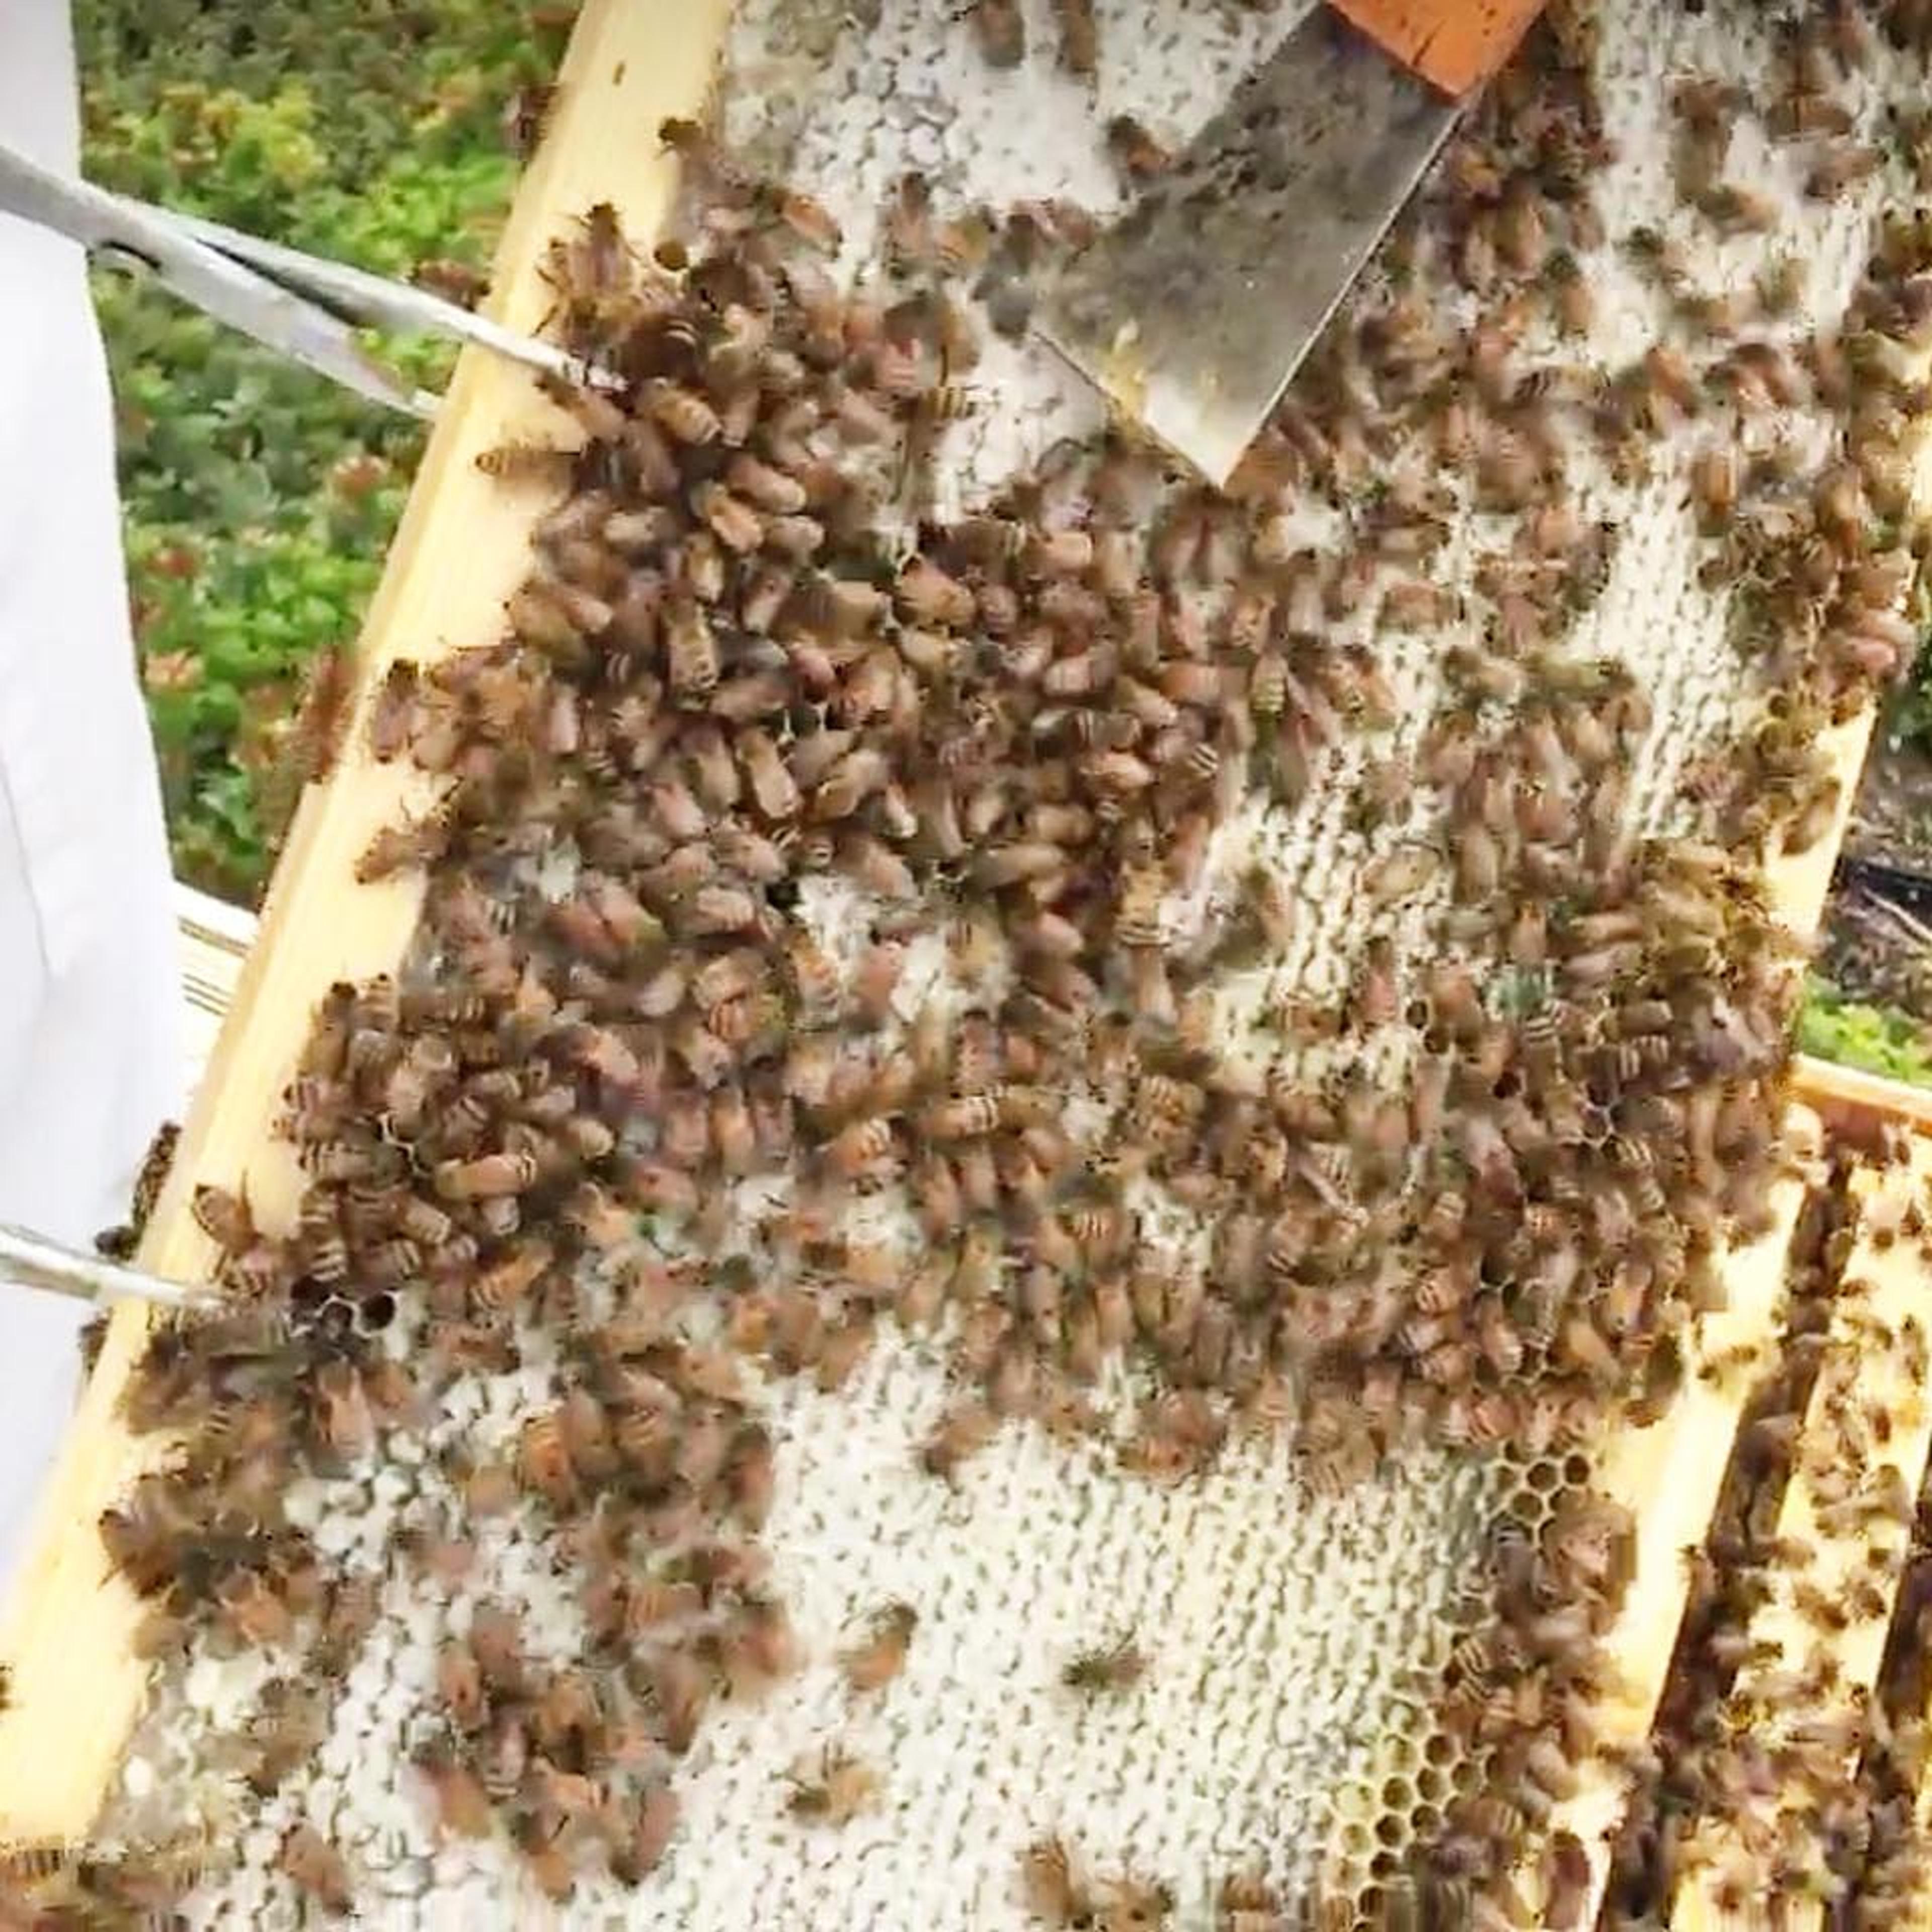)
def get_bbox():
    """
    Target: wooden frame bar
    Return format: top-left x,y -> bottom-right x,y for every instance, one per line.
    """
1513,708 -> 1884,1921
0,0 -> 729,1839
1511,1112 -> 1823,1920
1794,1053 -> 1932,1142
1670,1138 -> 1932,1930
